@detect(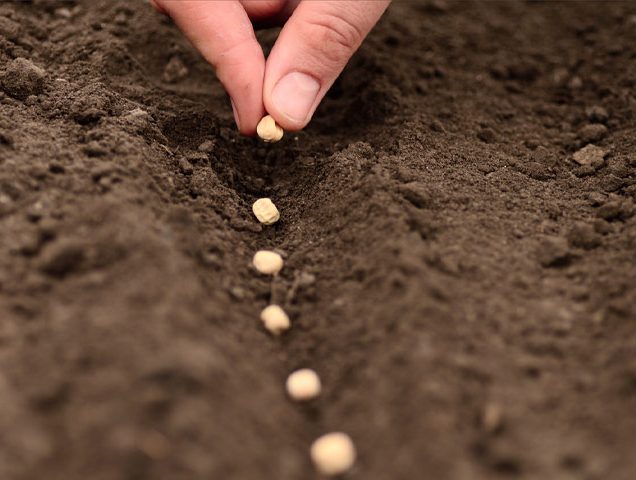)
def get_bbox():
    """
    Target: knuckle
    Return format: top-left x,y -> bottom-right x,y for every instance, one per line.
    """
304,11 -> 364,59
